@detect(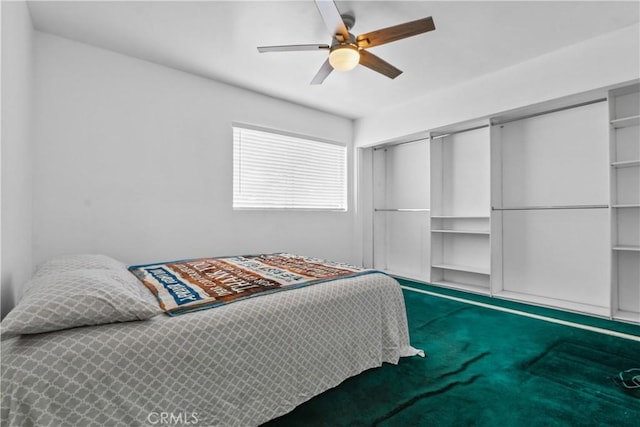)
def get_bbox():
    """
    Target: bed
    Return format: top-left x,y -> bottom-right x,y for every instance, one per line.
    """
1,254 -> 421,426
